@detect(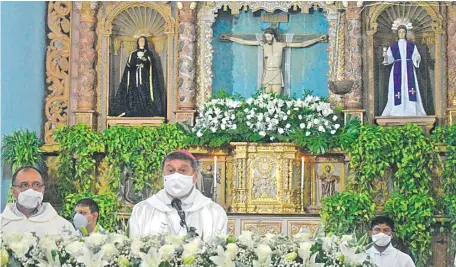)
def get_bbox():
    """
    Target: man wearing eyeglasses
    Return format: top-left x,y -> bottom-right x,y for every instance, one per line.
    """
1,166 -> 75,237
